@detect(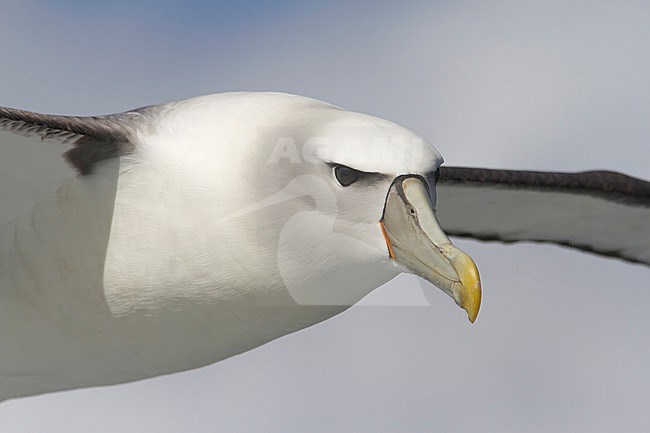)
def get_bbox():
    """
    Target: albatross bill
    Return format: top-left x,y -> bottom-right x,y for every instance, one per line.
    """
380,176 -> 481,322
